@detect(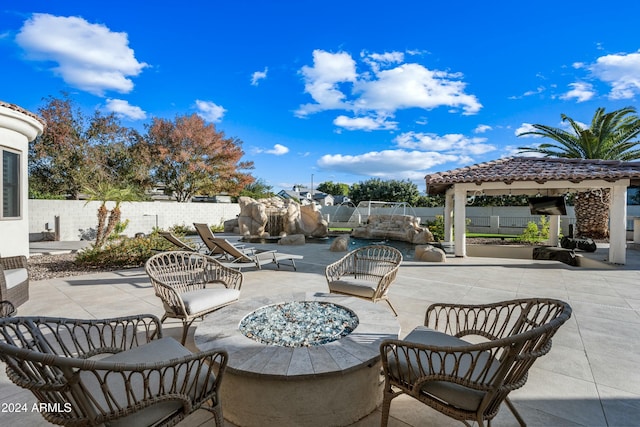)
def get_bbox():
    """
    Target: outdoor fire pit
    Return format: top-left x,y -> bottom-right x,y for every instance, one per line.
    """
239,301 -> 359,347
195,292 -> 399,427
